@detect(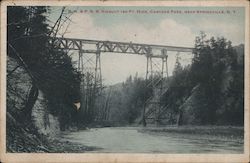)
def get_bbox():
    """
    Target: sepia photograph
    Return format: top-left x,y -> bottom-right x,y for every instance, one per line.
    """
0,0 -> 249,162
